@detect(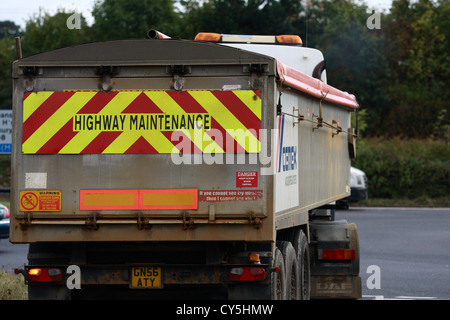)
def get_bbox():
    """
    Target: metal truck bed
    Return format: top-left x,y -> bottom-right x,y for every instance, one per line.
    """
10,38 -> 357,243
